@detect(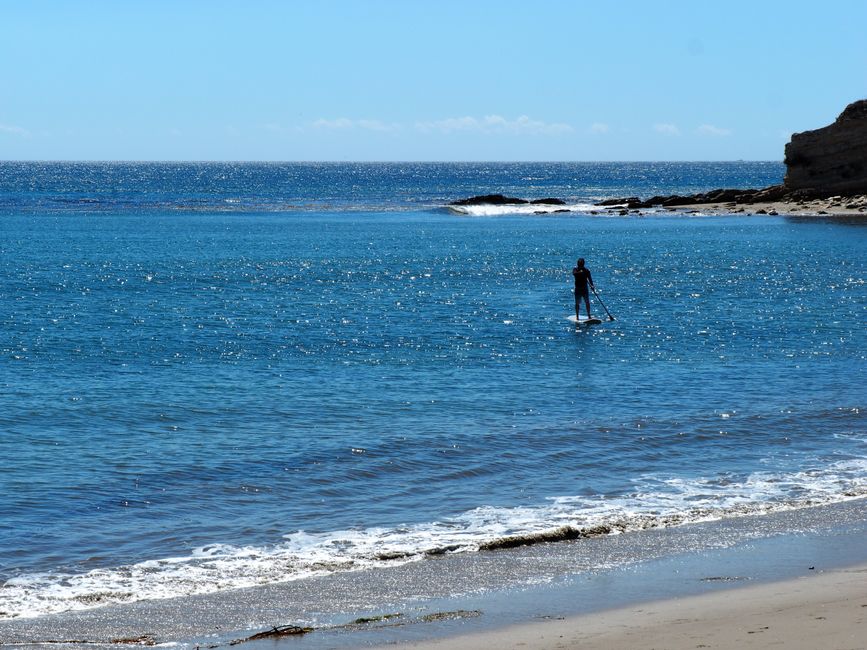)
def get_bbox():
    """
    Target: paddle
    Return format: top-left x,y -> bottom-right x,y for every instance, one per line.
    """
591,286 -> 615,321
